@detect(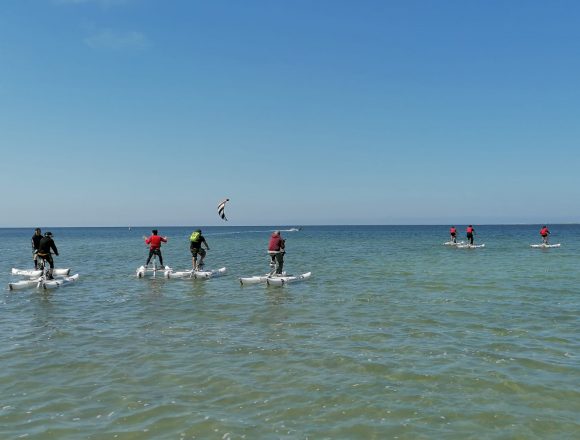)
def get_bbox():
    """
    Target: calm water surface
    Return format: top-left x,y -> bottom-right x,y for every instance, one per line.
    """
1,225 -> 579,439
